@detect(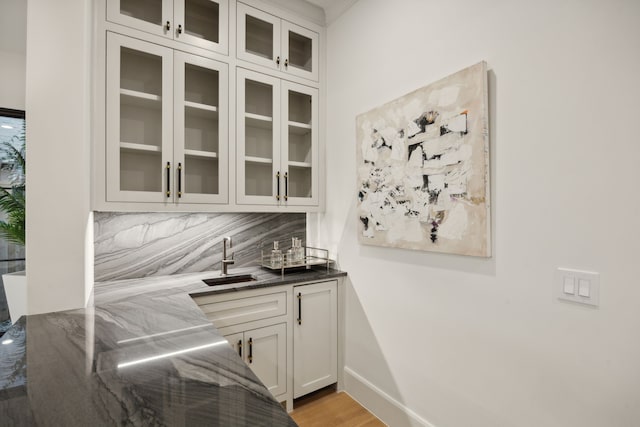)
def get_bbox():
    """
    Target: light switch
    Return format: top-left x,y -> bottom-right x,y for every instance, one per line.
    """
578,279 -> 590,297
563,277 -> 575,294
556,268 -> 600,307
